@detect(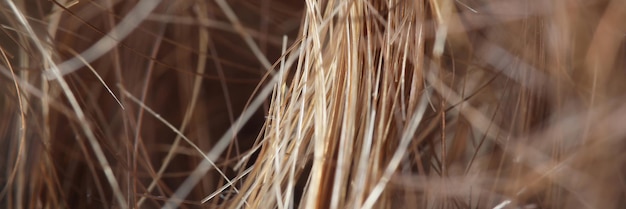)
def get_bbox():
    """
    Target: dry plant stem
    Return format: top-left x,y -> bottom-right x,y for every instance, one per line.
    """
3,0 -> 626,208
201,167 -> 254,204
120,89 -> 239,204
160,2 -> 305,202
161,68 -> 277,209
213,0 -> 273,71
0,47 -> 25,201
362,90 -> 432,209
424,61 -> 611,208
44,0 -> 163,79
60,47 -> 124,109
202,6 -> 243,207
6,1 -> 128,208
161,24 -> 304,206
133,13 -> 169,208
